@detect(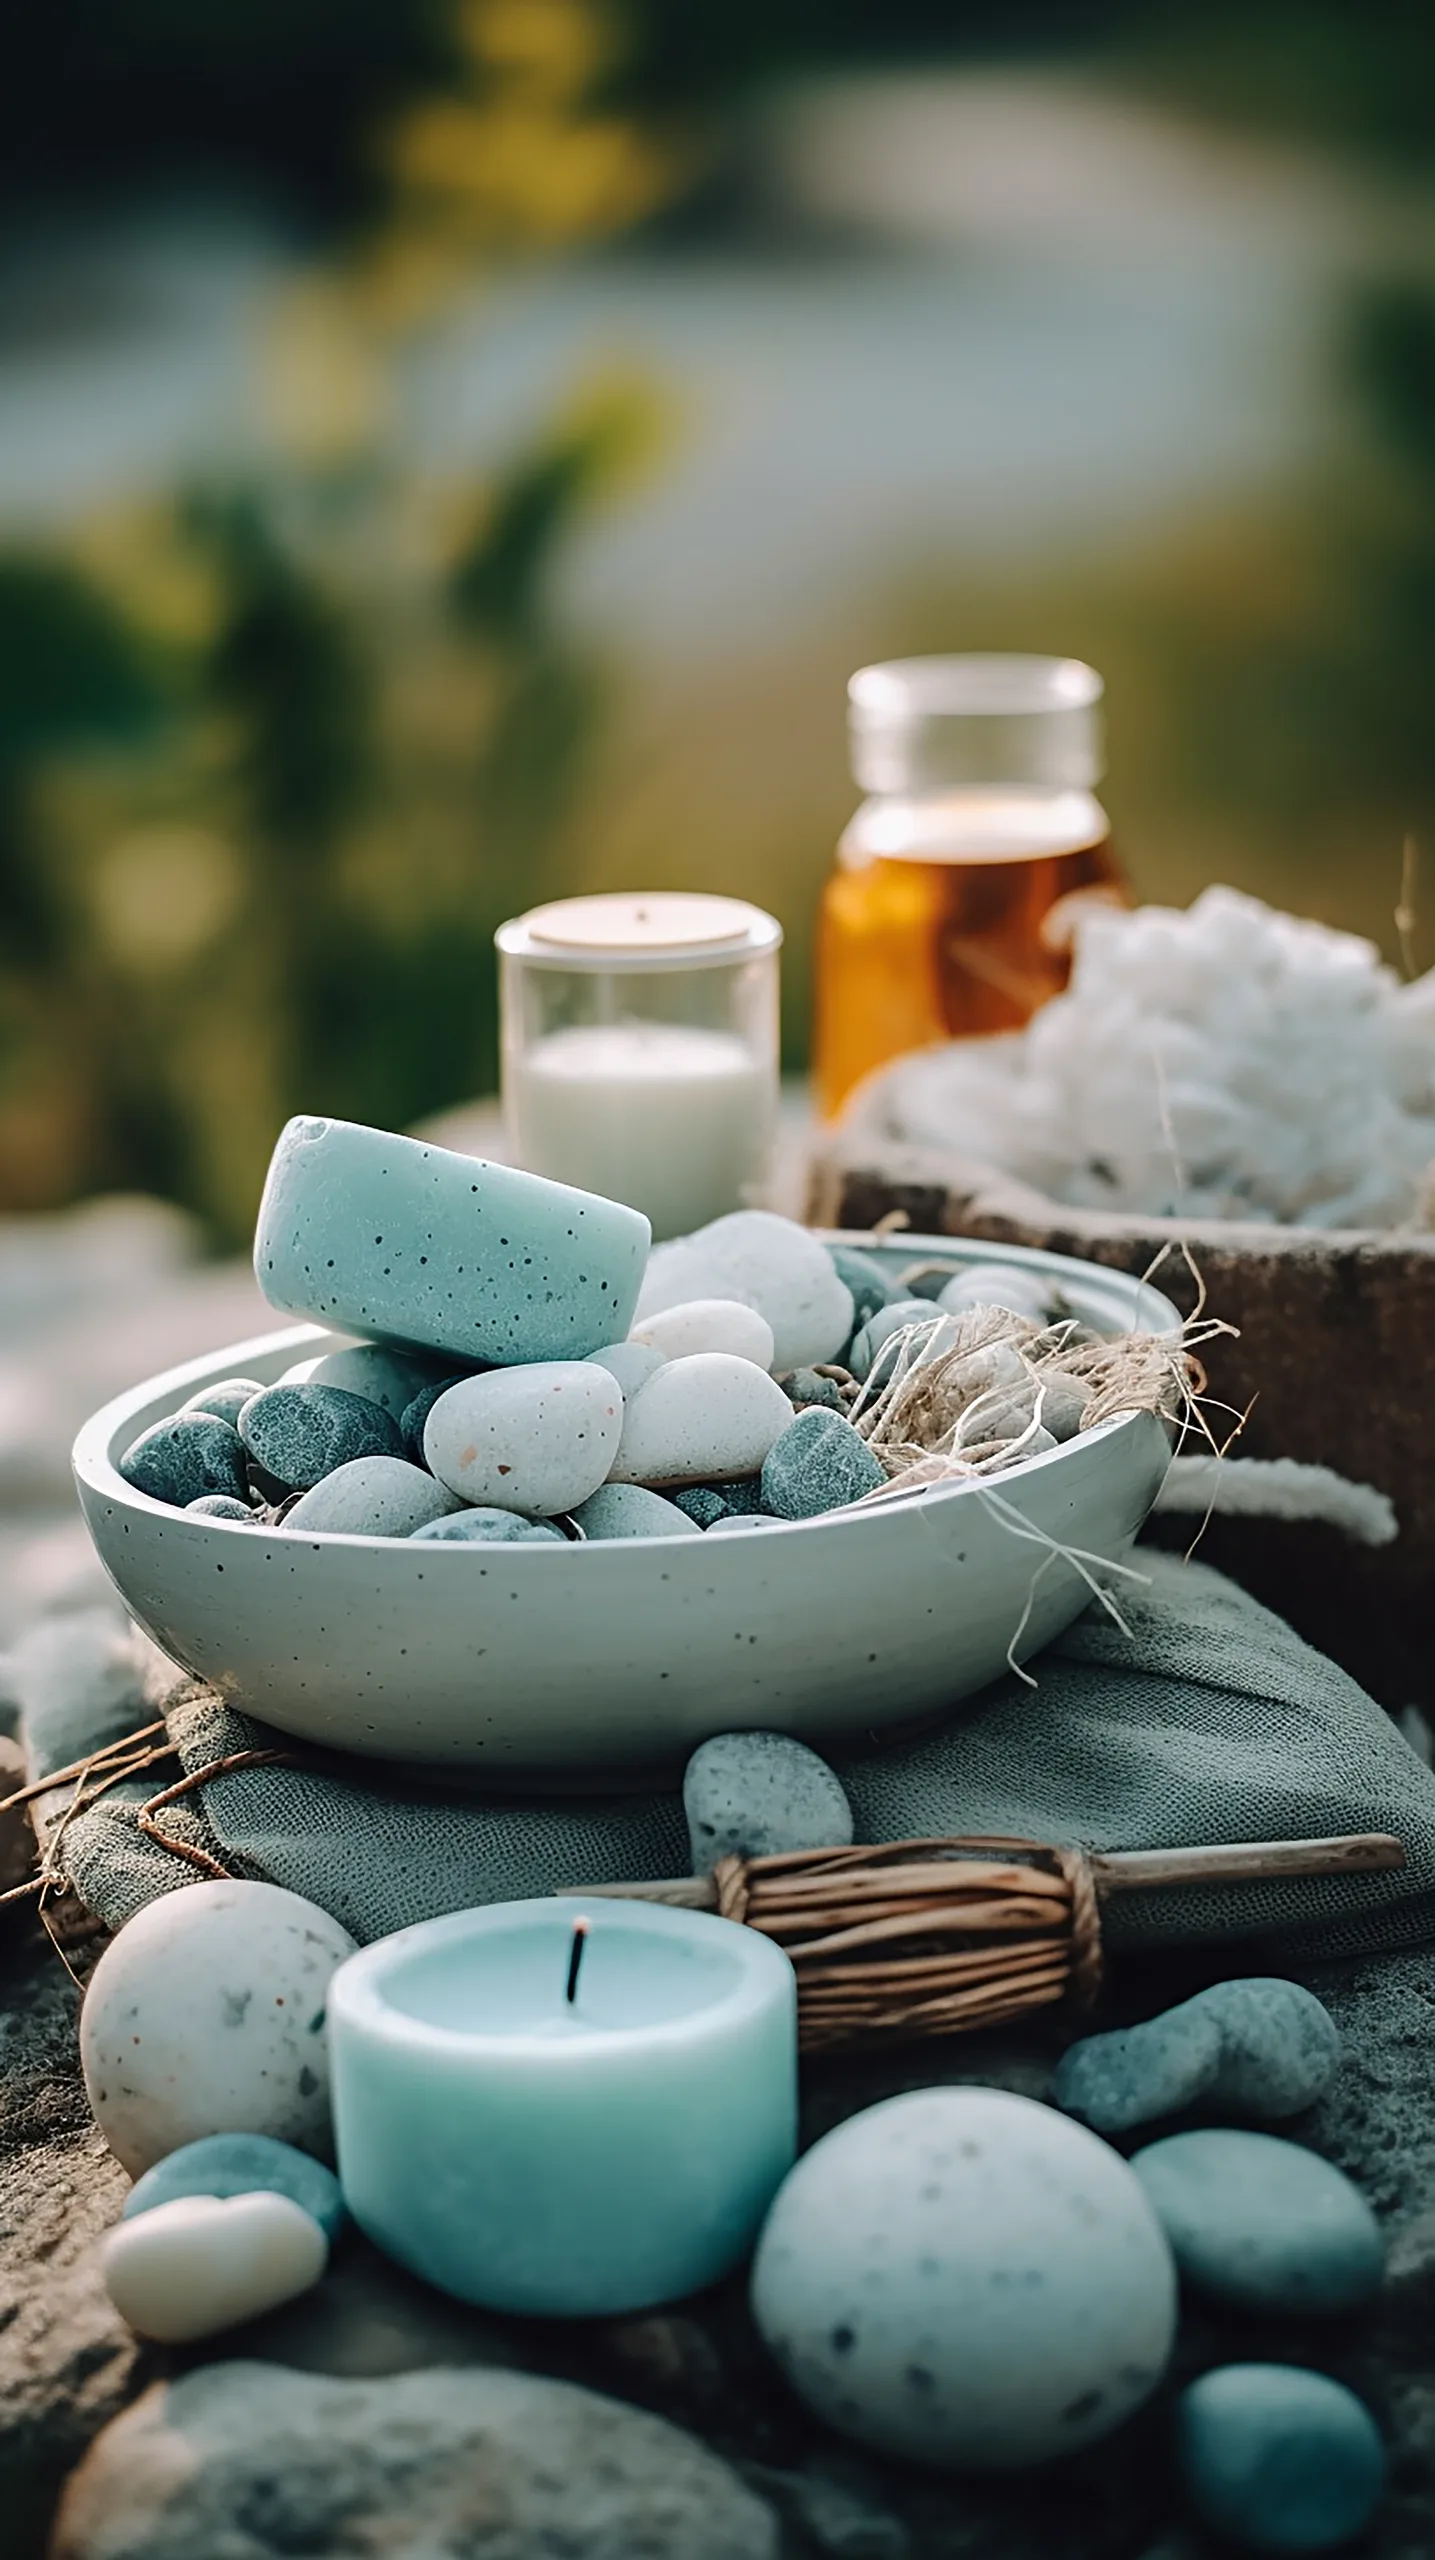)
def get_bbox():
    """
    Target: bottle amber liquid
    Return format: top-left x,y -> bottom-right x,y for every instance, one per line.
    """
816,660 -> 1127,1117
